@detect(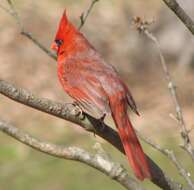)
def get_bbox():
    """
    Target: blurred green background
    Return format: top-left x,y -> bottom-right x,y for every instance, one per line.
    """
0,0 -> 194,189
